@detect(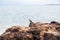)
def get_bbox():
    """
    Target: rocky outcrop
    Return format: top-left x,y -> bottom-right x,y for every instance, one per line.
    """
0,21 -> 60,40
